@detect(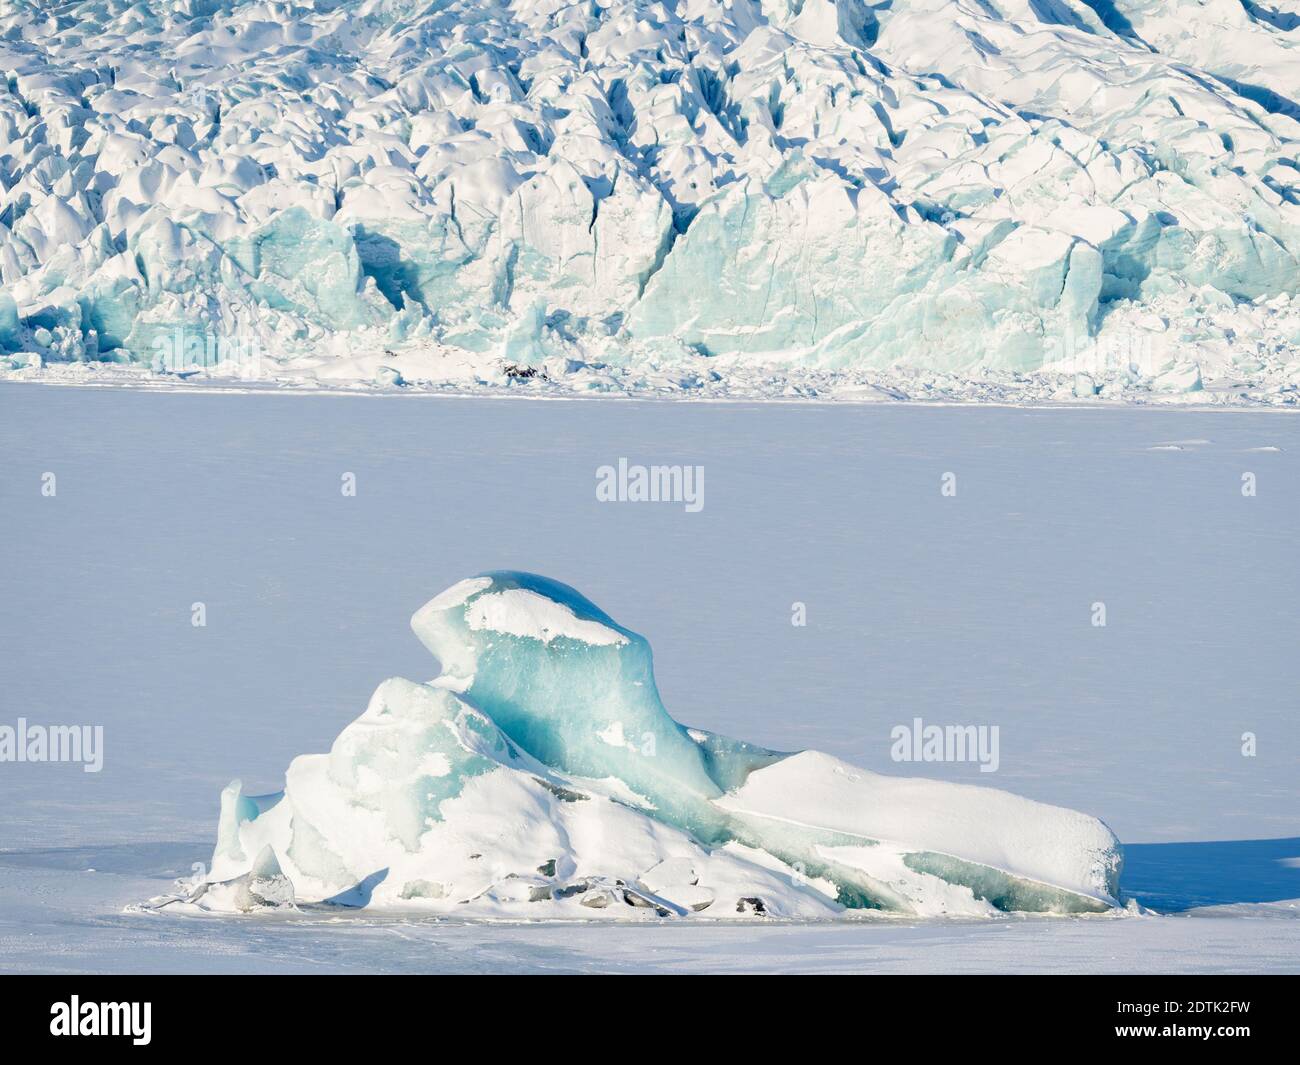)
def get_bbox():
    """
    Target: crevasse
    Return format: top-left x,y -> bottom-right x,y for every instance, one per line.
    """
2,2 -> 1300,394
